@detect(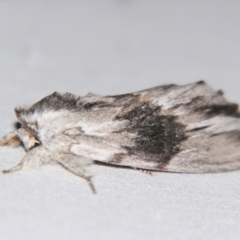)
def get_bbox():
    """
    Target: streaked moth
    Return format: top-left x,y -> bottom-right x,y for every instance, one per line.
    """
1,81 -> 240,193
